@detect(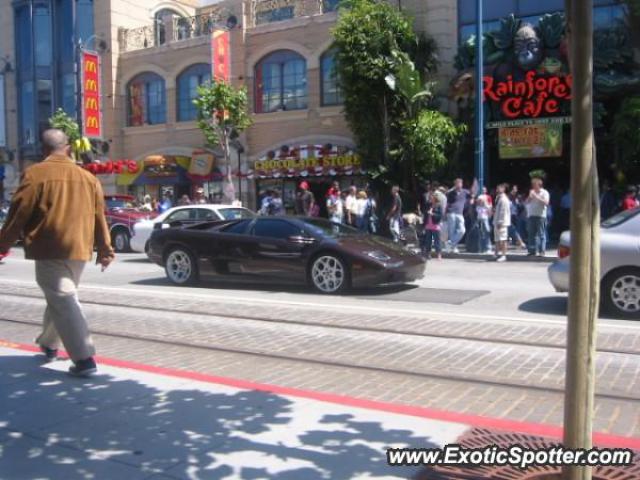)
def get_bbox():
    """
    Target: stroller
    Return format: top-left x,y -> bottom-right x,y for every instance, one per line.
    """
400,213 -> 422,253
